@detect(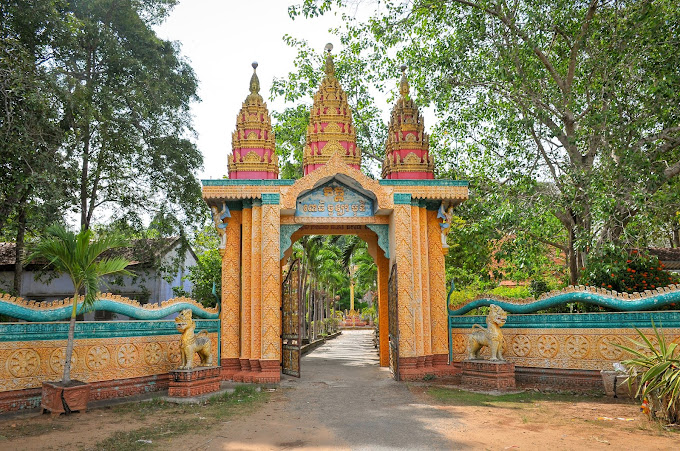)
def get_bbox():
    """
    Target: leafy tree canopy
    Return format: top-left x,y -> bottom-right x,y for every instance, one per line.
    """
289,0 -> 680,285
